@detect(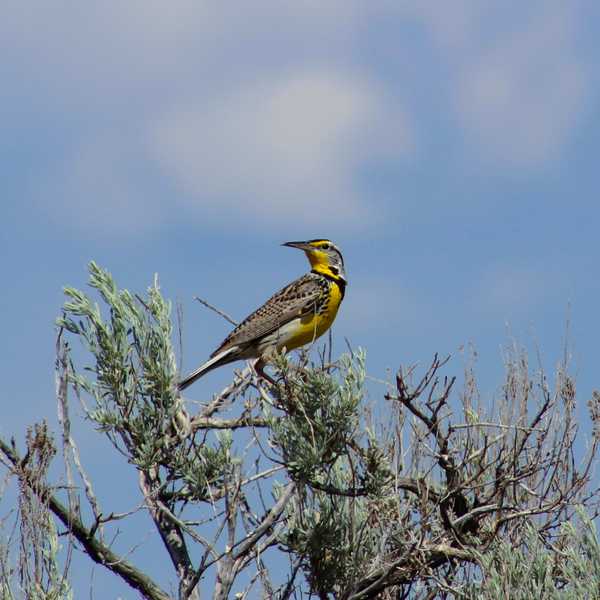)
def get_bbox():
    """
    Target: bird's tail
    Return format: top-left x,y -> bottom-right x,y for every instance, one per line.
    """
178,346 -> 238,391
